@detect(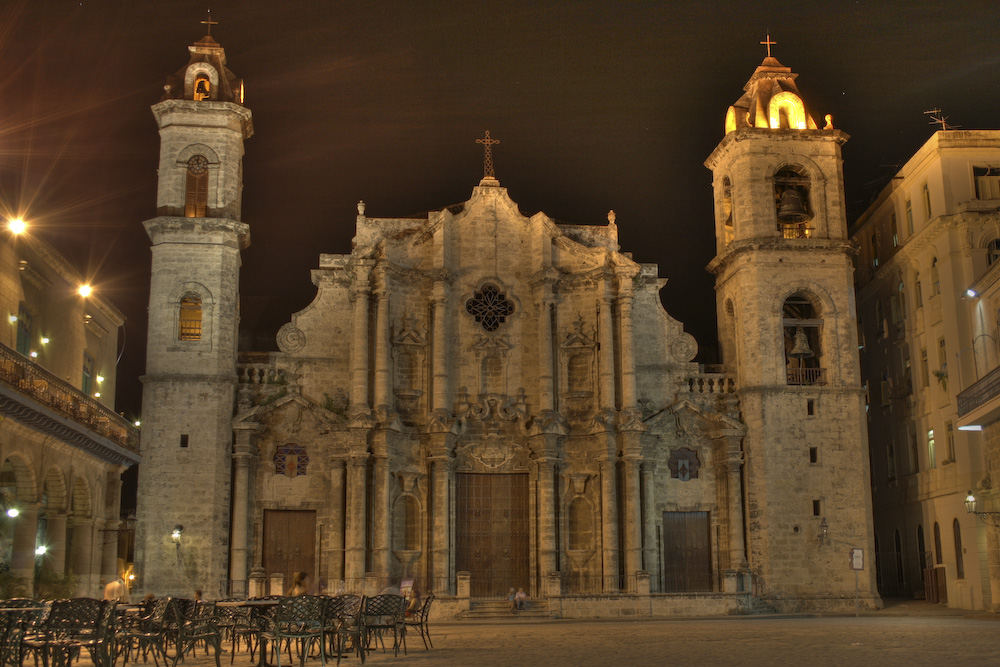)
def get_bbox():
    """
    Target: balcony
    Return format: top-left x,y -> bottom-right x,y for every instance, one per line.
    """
786,367 -> 827,386
956,364 -> 1000,429
0,343 -> 139,465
